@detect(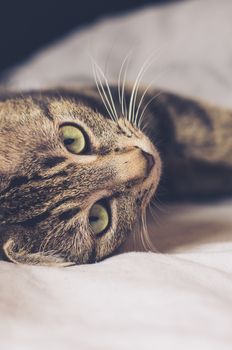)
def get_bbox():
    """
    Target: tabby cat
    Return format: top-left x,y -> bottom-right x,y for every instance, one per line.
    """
0,82 -> 231,266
